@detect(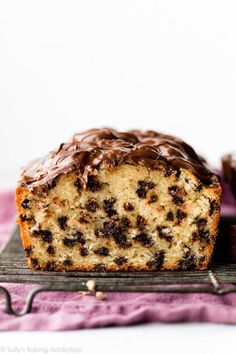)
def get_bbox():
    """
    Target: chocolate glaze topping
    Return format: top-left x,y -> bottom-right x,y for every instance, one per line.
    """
20,128 -> 218,190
